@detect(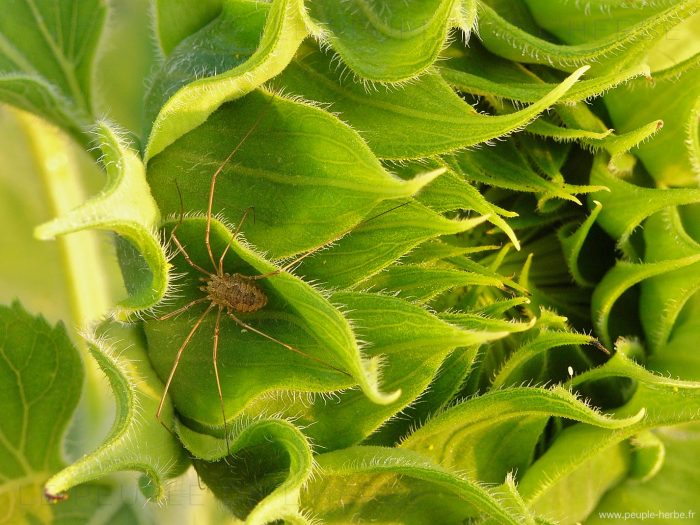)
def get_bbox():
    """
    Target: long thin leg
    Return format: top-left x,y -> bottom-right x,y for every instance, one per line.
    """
157,303 -> 216,423
169,179 -> 186,243
167,179 -> 210,276
218,206 -> 255,275
226,312 -> 352,379
248,201 -> 411,281
157,297 -> 209,321
170,232 -> 210,276
206,107 -> 274,271
212,307 -> 230,453
247,243 -> 326,281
